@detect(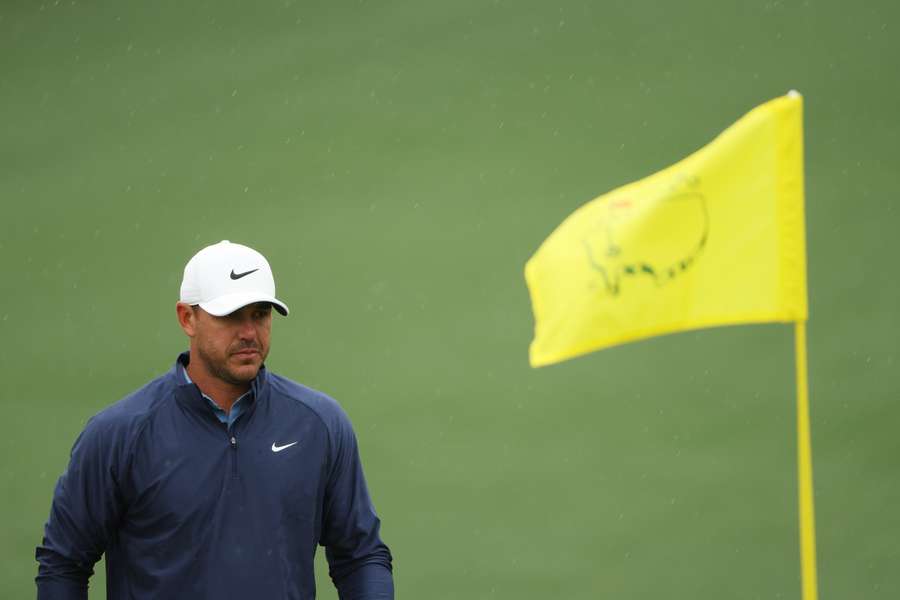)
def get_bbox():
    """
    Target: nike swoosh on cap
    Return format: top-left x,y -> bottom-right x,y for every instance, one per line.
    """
230,268 -> 259,280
